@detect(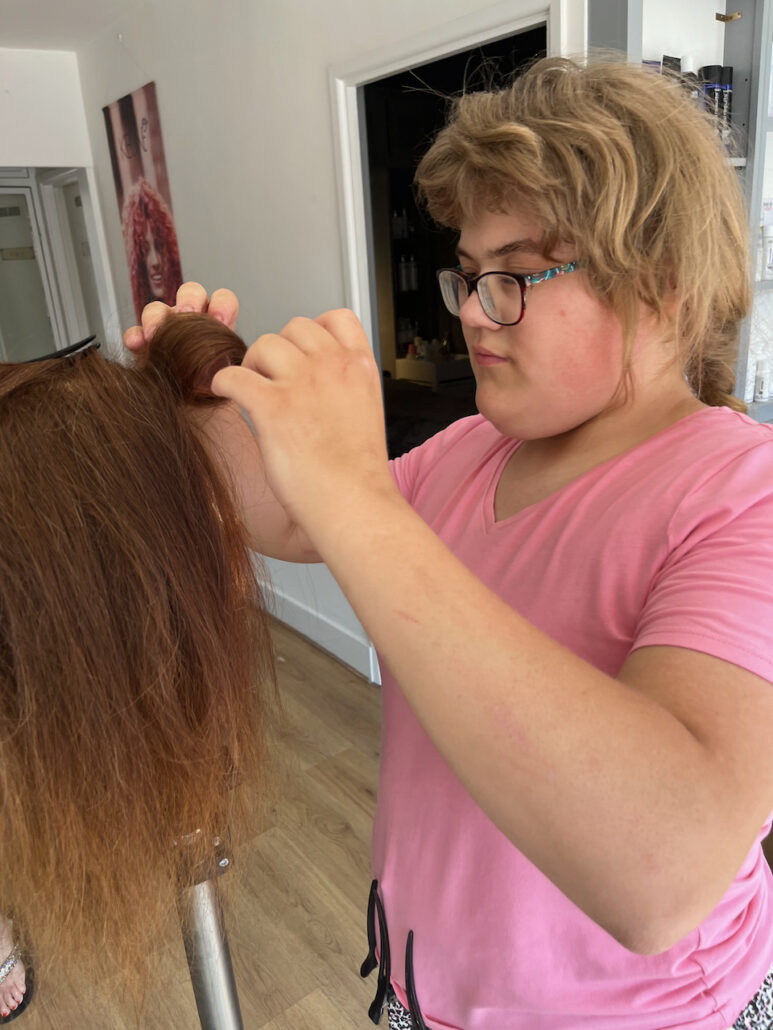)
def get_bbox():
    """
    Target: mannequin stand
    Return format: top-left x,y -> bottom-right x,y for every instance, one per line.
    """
176,833 -> 245,1030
